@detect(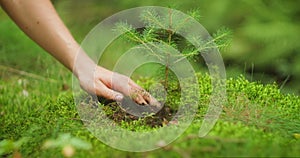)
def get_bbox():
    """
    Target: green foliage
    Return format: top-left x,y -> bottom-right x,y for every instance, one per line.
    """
0,138 -> 28,156
53,0 -> 300,95
1,71 -> 300,157
192,0 -> 300,94
1,2 -> 300,157
212,27 -> 233,52
43,133 -> 92,155
114,8 -> 232,91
